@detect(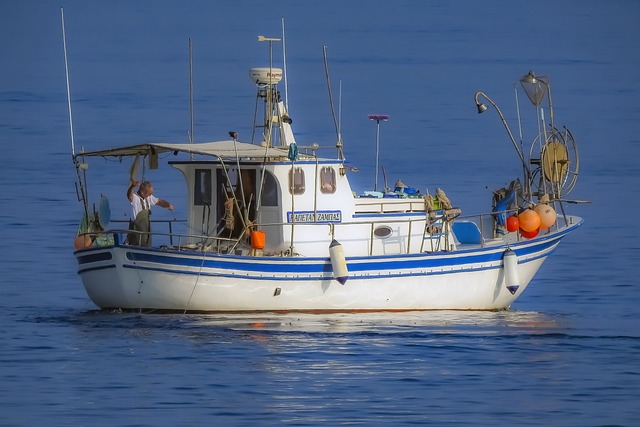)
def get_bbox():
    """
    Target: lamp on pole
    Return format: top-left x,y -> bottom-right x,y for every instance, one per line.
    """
474,92 -> 525,166
474,91 -> 530,196
368,114 -> 389,192
474,92 -> 529,171
519,70 -> 553,129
